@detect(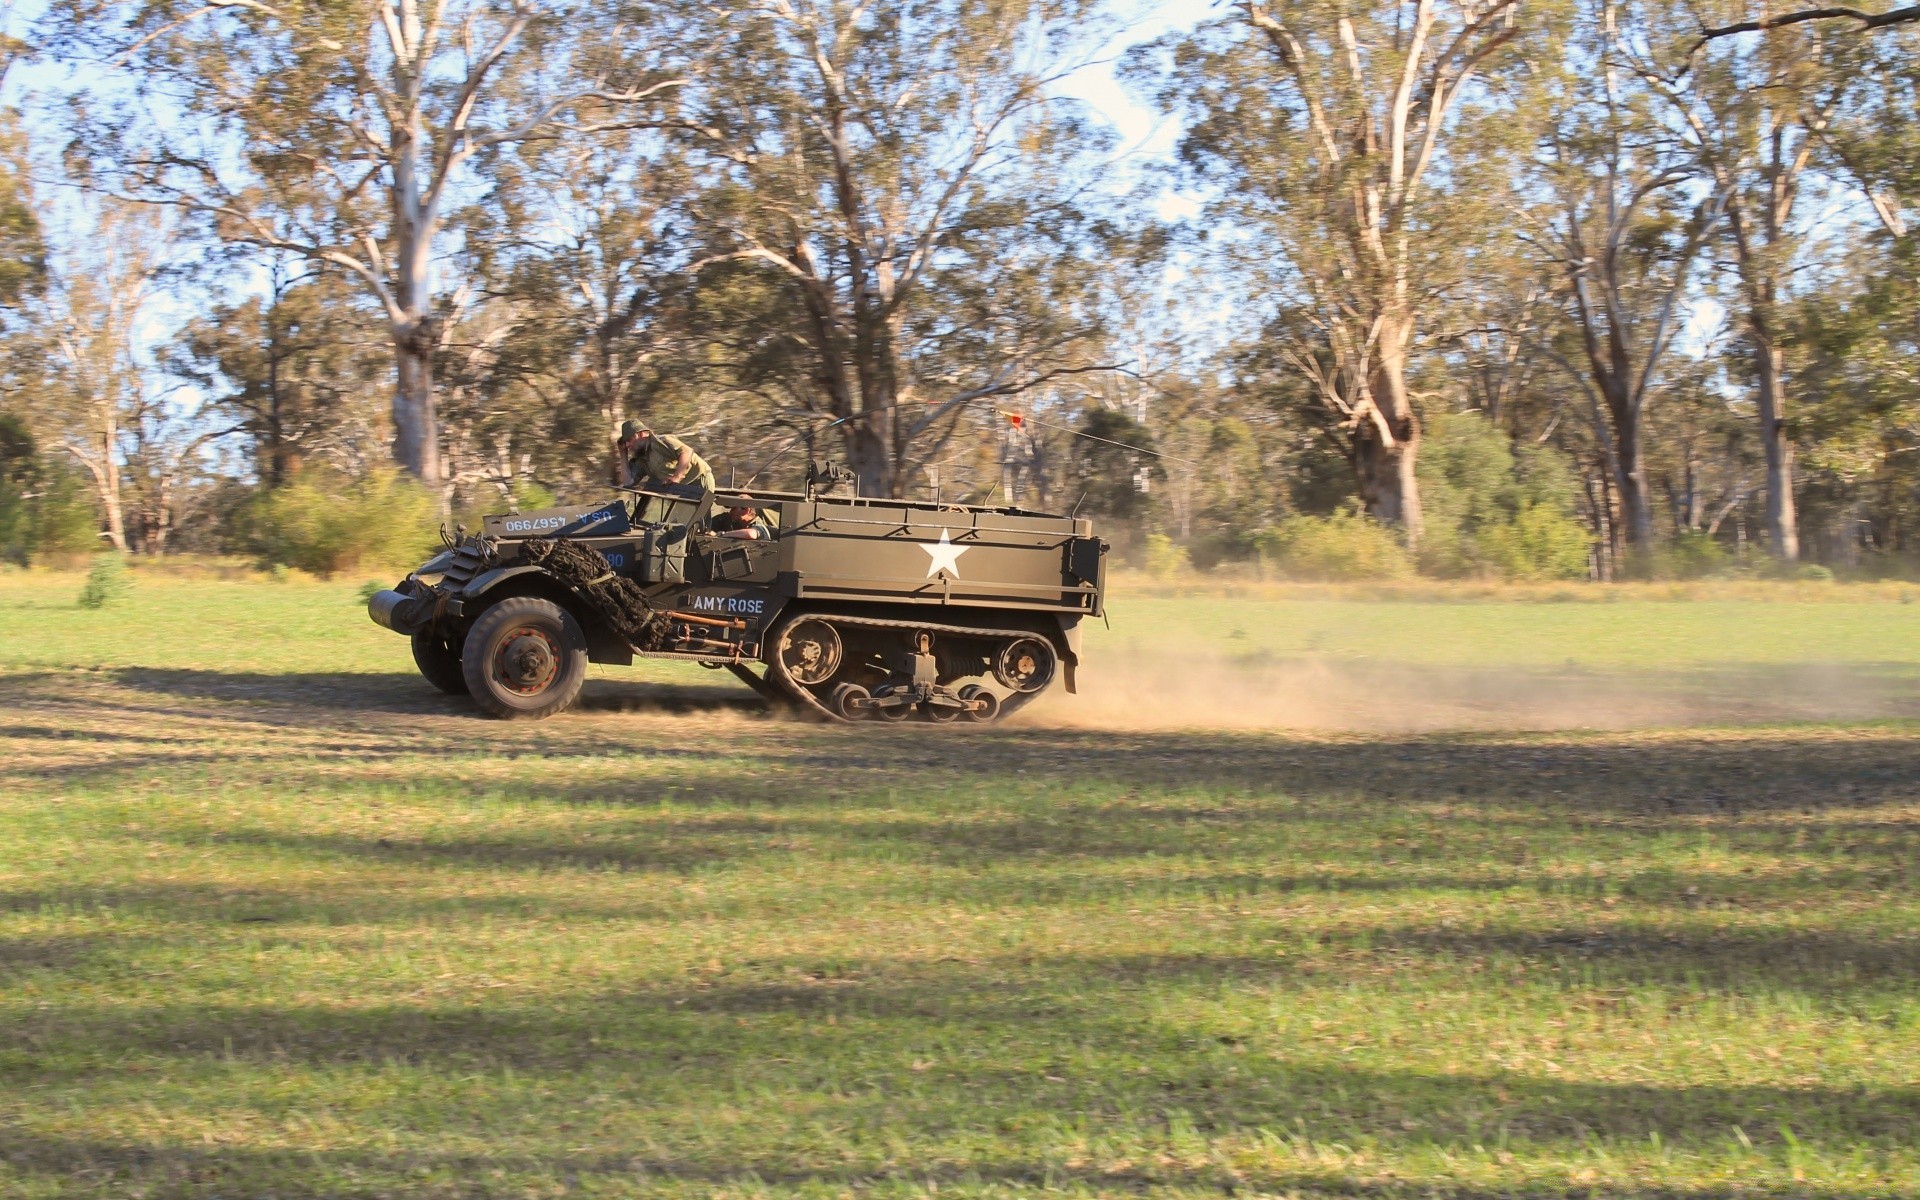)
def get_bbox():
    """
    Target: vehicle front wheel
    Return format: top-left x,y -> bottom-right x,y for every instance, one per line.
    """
411,630 -> 468,695
461,597 -> 589,720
